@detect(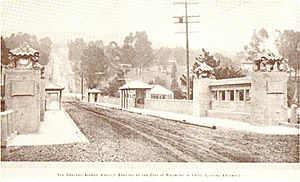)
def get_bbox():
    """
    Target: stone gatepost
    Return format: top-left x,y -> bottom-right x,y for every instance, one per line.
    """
40,76 -> 46,121
4,43 -> 45,134
193,78 -> 211,117
250,56 -> 288,126
5,70 -> 42,133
